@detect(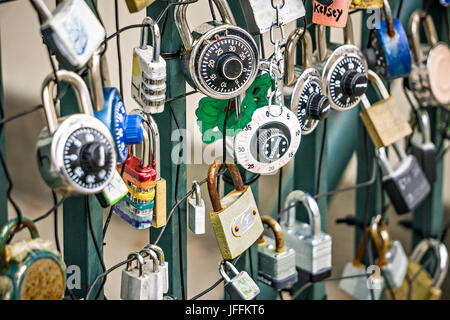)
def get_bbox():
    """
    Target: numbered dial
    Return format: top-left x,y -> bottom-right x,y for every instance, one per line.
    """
114,100 -> 128,161
193,26 -> 259,99
235,106 -> 301,174
63,127 -> 115,191
297,79 -> 330,134
327,55 -> 368,110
